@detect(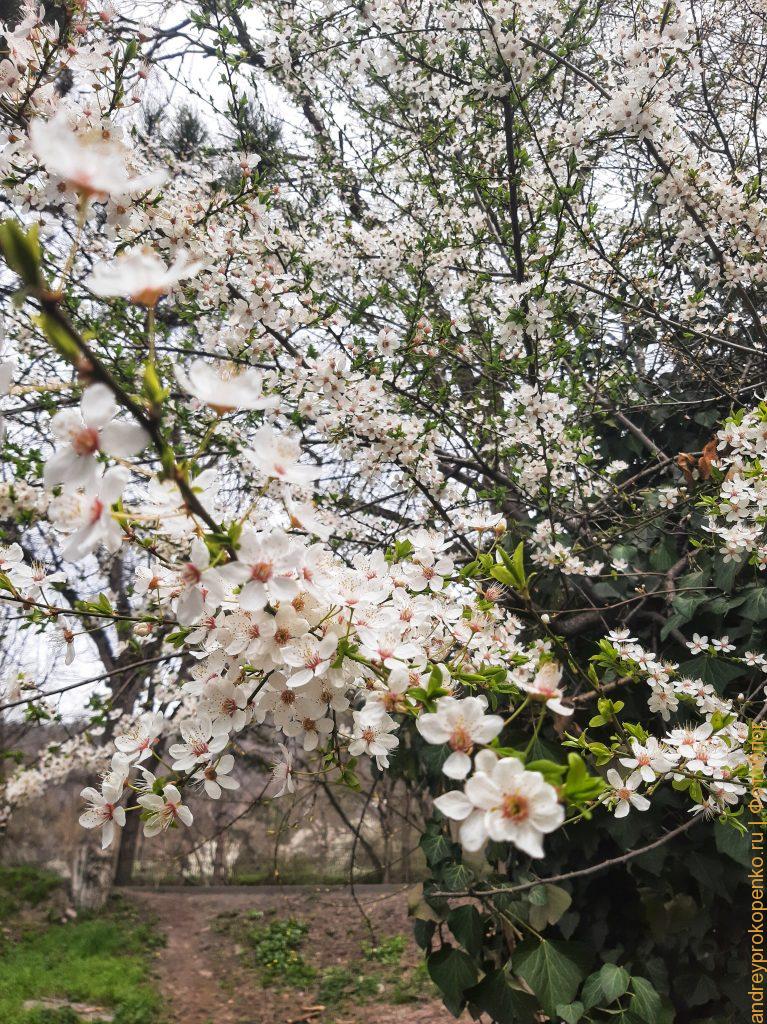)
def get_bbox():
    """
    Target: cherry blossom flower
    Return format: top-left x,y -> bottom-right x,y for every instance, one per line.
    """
348,703 -> 400,768
404,548 -> 454,593
285,495 -> 332,540
434,753 -> 564,856
43,384 -> 148,490
30,113 -> 167,198
245,426 -> 322,485
202,679 -> 249,733
619,738 -> 677,785
220,609 -> 276,659
113,711 -> 164,763
416,695 -> 503,779
282,710 -> 333,751
686,633 -> 709,655
48,466 -> 129,561
604,769 -> 650,818
138,784 -> 193,837
518,662 -> 573,717
0,543 -> 24,578
271,743 -> 296,795
168,715 -> 228,770
193,754 -> 240,799
356,626 -> 421,670
79,780 -> 125,849
3,555 -> 64,598
220,527 -> 299,612
174,537 -> 226,625
282,634 -> 337,689
85,247 -> 201,306
175,359 -> 279,414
